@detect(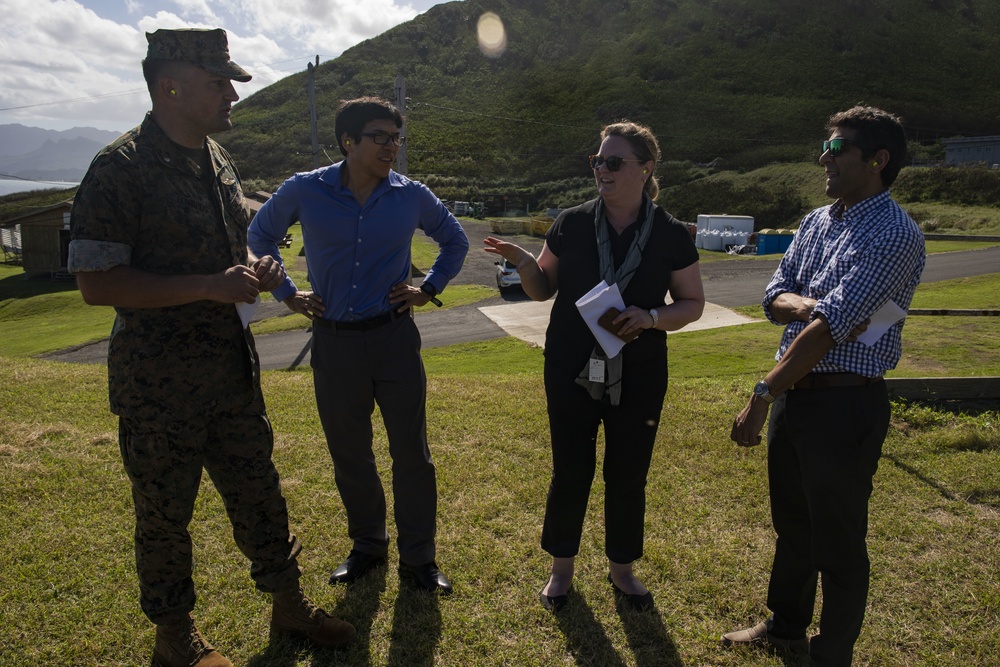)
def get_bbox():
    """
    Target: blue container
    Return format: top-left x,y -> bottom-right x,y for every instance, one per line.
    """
778,232 -> 795,252
757,233 -> 781,255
